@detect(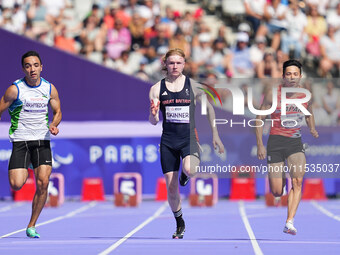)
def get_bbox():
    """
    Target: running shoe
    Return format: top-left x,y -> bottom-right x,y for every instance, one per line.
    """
172,226 -> 185,239
179,171 -> 190,186
283,219 -> 297,235
26,227 -> 40,238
